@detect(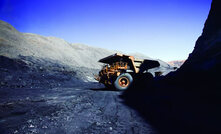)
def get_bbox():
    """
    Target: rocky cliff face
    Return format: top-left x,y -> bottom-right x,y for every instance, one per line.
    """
186,0 -> 221,64
188,0 -> 221,65
169,0 -> 221,88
